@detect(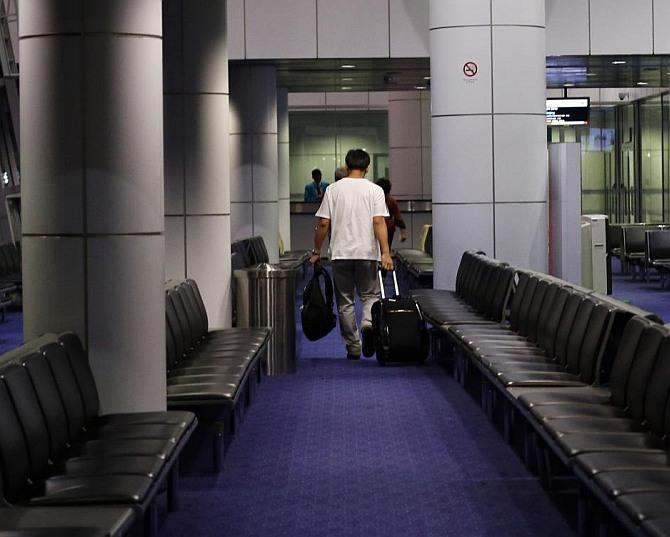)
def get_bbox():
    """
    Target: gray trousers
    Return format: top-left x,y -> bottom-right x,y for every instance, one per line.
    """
331,259 -> 380,355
